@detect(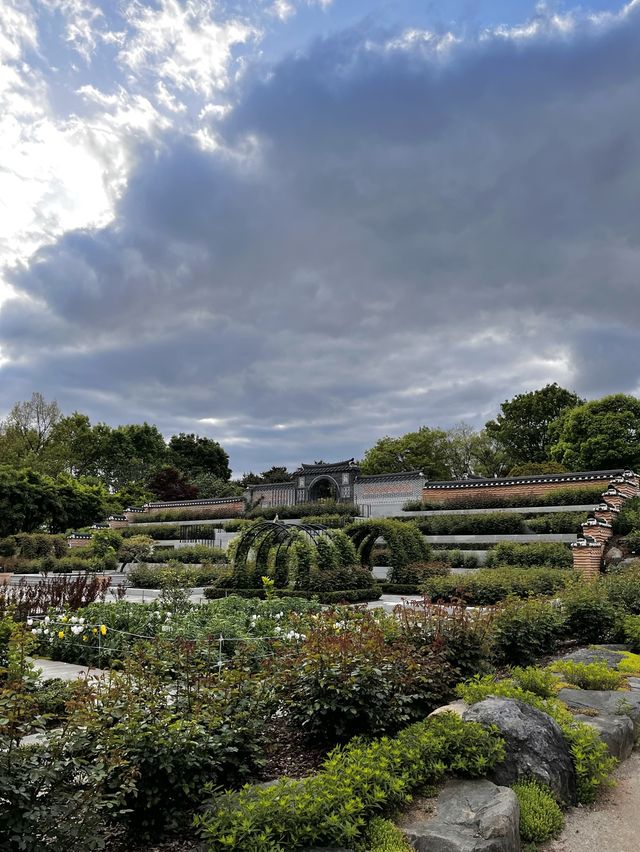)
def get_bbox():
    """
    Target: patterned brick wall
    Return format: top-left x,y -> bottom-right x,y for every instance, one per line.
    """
422,476 -> 613,506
